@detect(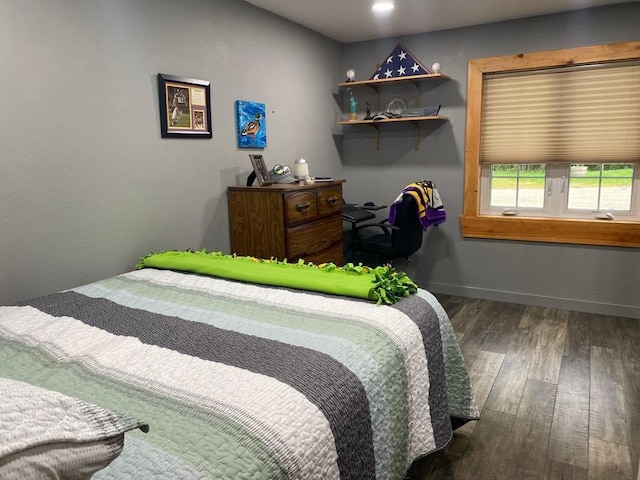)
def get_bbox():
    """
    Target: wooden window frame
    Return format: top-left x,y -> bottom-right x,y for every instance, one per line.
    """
461,41 -> 640,248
